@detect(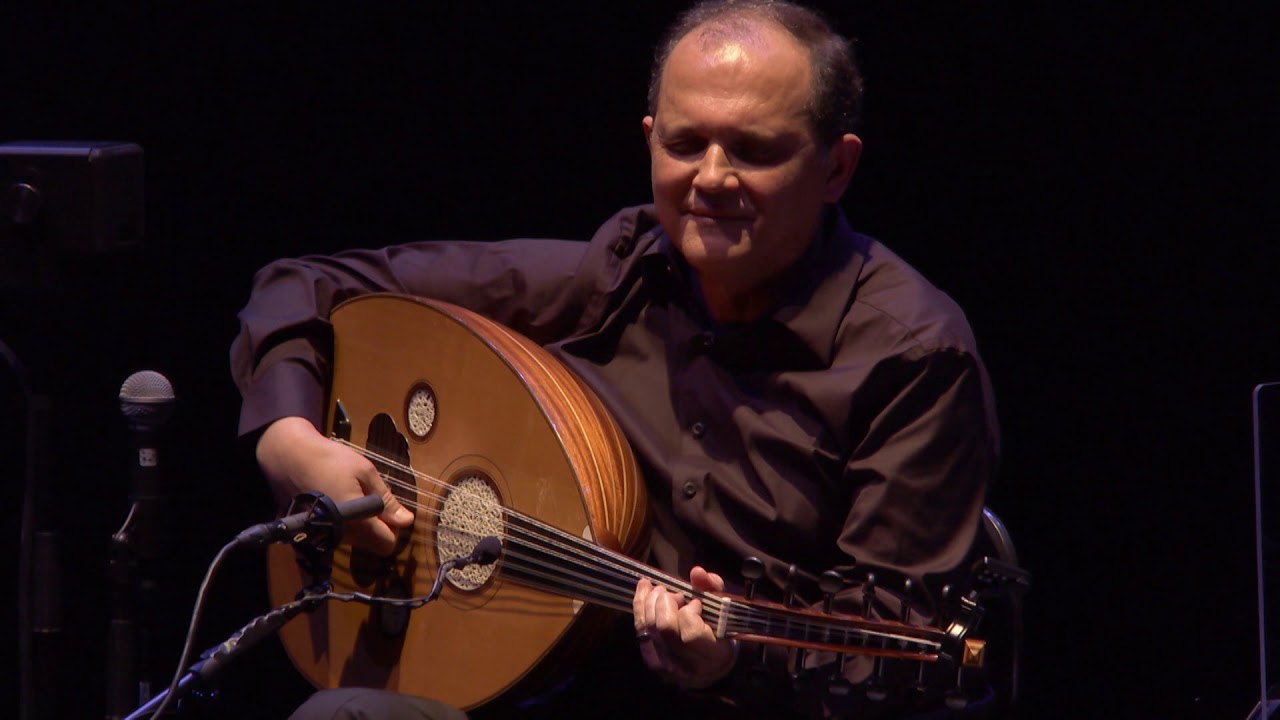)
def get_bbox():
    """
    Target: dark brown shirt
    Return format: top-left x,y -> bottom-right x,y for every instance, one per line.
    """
231,204 -> 999,713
